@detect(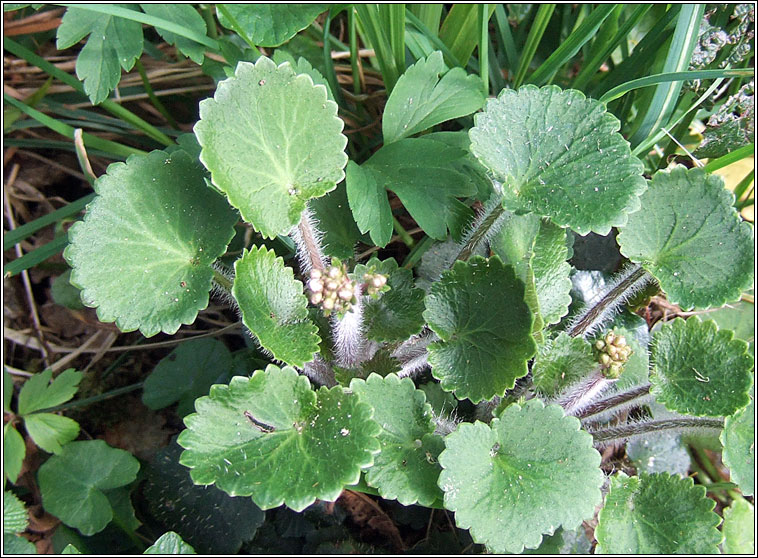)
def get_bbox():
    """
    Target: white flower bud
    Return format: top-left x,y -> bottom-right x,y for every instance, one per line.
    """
328,266 -> 341,279
615,336 -> 627,347
595,339 -> 605,350
308,279 -> 323,293
326,280 -> 338,291
372,275 -> 386,288
310,292 -> 323,305
600,353 -> 611,366
310,269 -> 322,279
323,297 -> 335,310
338,288 -> 353,301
